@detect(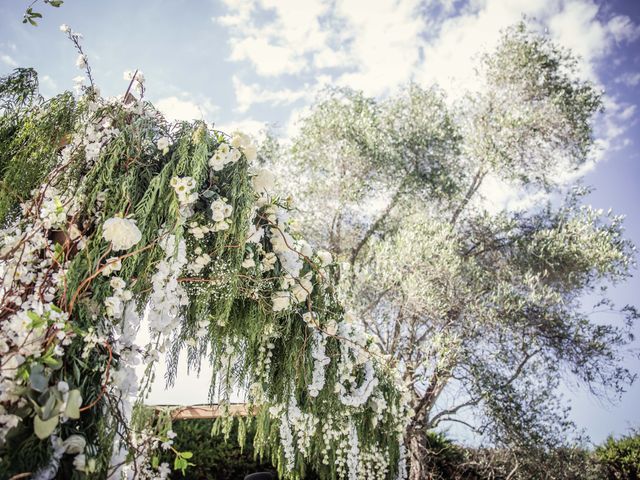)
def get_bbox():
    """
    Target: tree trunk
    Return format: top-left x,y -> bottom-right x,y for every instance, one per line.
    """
407,428 -> 430,480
